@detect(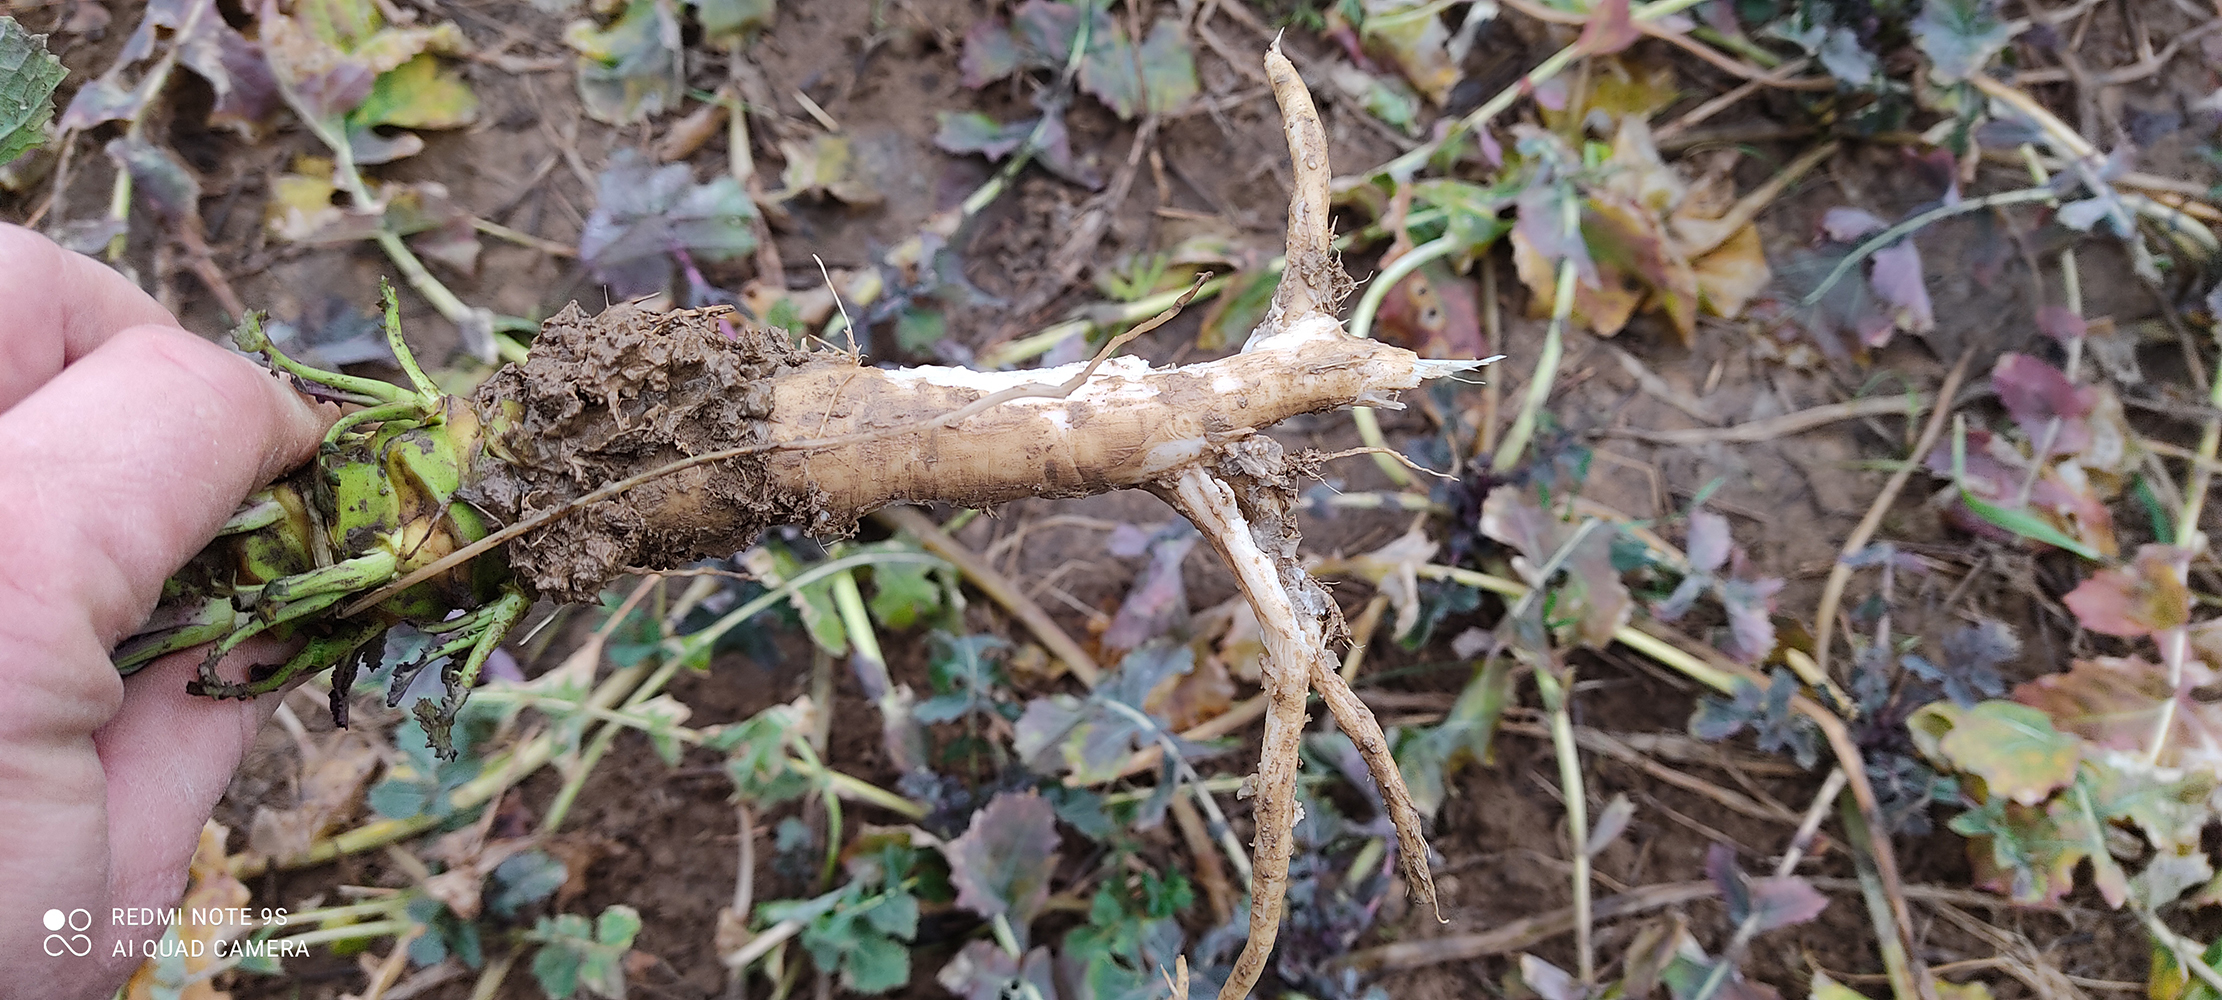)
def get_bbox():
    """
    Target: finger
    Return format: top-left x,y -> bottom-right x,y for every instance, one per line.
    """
0,324 -> 334,669
95,641 -> 290,922
0,225 -> 181,413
